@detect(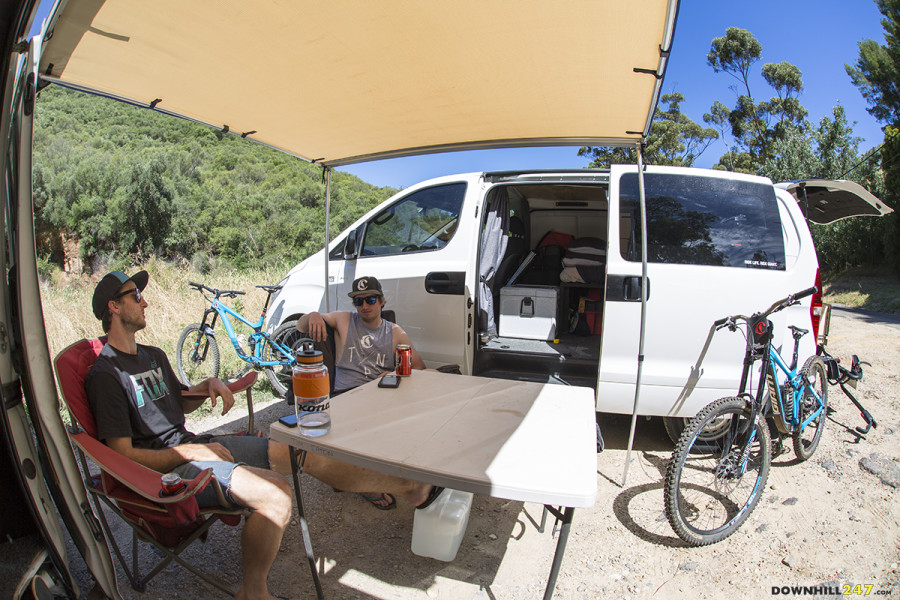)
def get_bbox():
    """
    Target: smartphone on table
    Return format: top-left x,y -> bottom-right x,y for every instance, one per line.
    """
378,374 -> 400,388
278,413 -> 298,427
